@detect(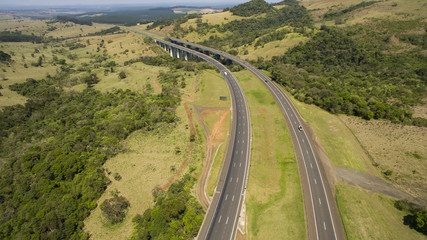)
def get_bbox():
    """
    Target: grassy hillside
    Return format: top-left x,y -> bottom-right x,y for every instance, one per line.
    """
0,18 -> 213,239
